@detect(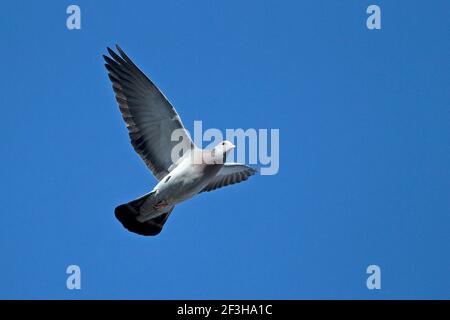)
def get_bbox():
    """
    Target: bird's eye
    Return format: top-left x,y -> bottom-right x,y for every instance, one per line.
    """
222,142 -> 225,145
